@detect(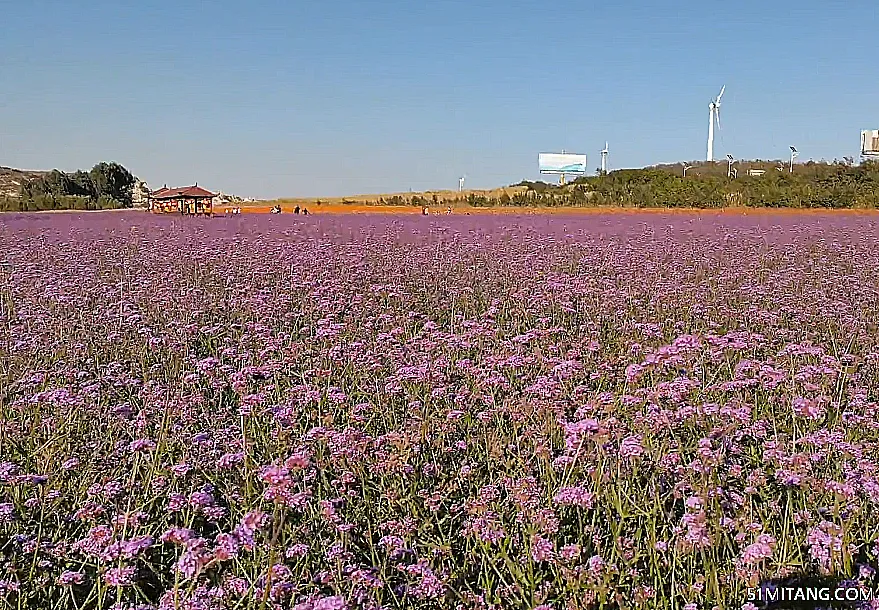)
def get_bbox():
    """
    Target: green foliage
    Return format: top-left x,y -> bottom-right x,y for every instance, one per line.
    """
513,180 -> 565,194
344,162 -> 879,210
69,170 -> 97,198
568,160 -> 879,209
11,162 -> 136,211
336,161 -> 879,210
89,162 -> 135,206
